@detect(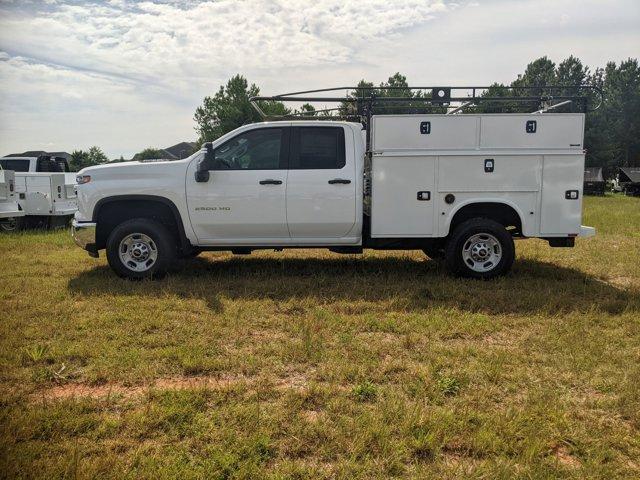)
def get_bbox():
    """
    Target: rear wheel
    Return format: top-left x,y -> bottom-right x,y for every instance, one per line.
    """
106,218 -> 176,280
0,217 -> 22,232
444,218 -> 514,279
